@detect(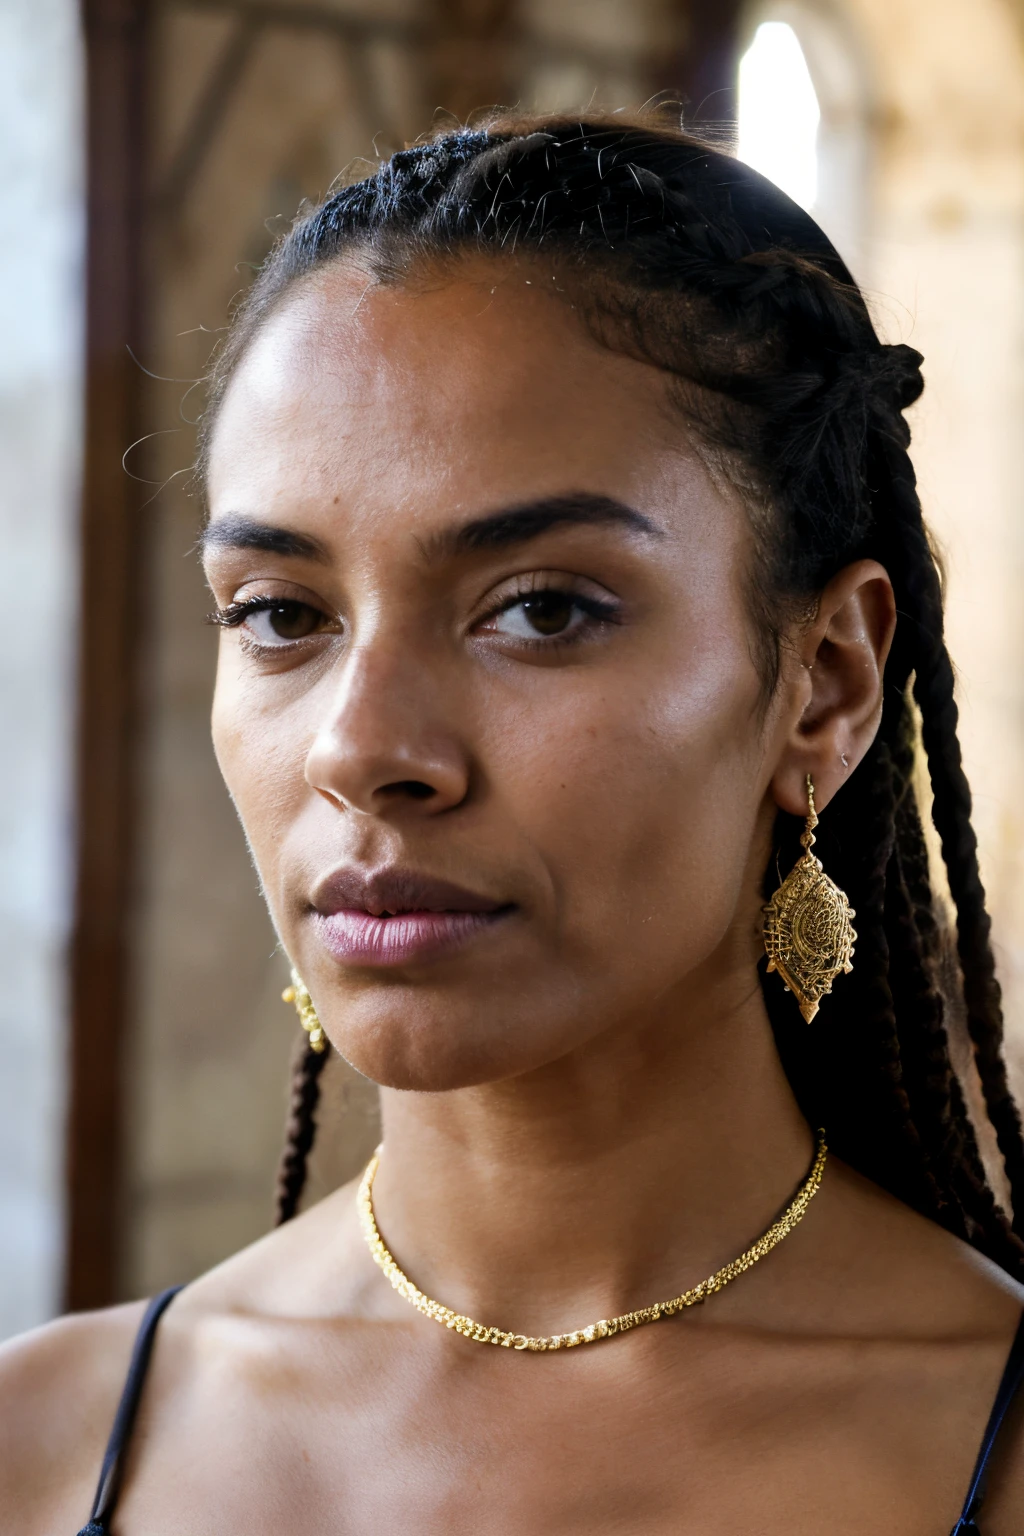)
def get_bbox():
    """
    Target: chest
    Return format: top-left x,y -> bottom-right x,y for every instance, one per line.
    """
114,1330 -> 994,1536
